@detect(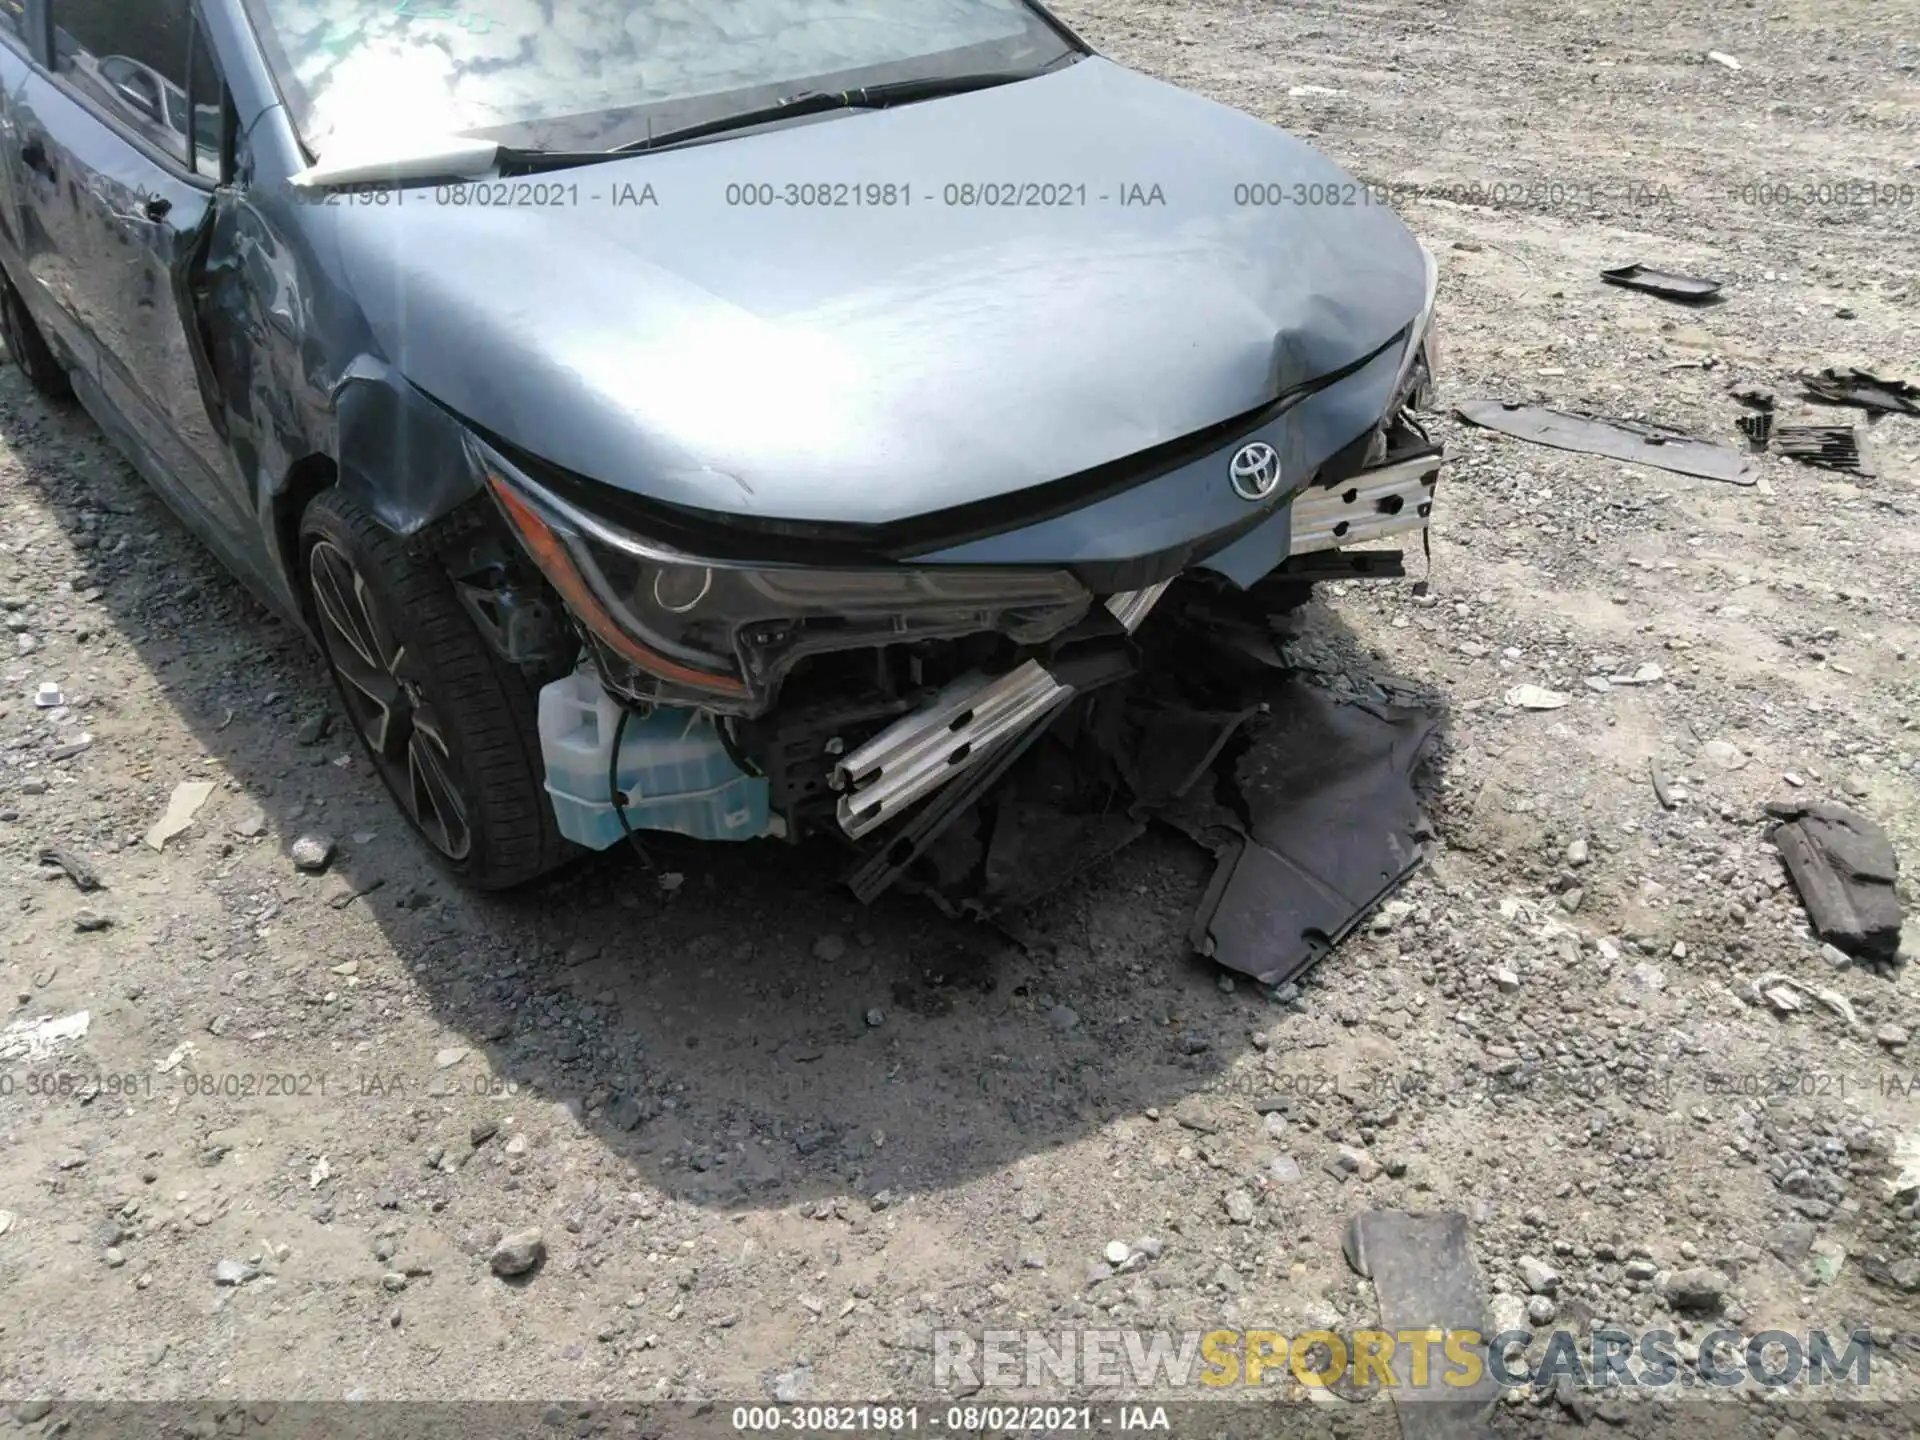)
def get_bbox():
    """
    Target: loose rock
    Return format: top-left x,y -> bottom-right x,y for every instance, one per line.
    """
1661,1267 -> 1729,1312
1518,1256 -> 1560,1295
490,1229 -> 546,1277
290,835 -> 337,873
